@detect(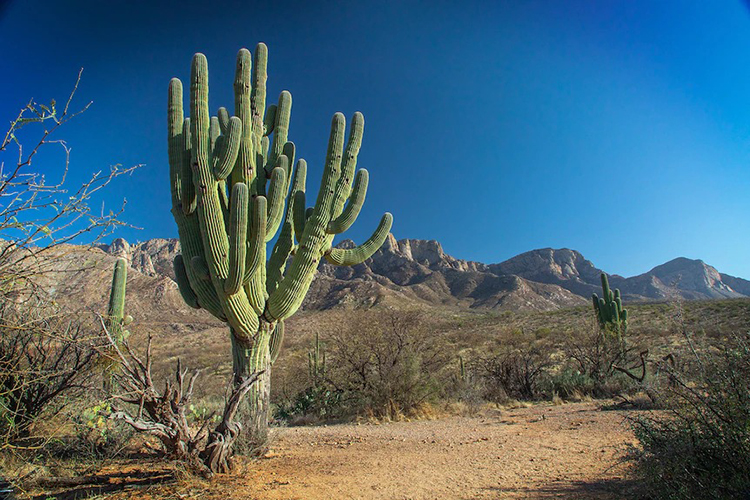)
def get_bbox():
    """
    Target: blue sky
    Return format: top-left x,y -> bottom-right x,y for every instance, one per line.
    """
2,1 -> 750,278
